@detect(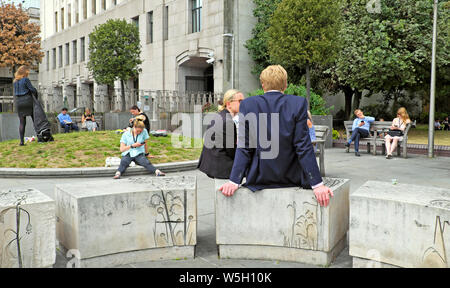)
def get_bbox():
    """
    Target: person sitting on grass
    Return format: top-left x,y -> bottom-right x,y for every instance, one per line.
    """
57,108 -> 79,133
114,117 -> 165,179
82,107 -> 98,132
443,117 -> 449,131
